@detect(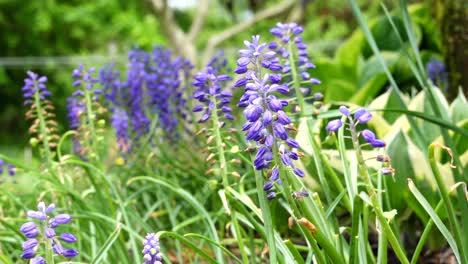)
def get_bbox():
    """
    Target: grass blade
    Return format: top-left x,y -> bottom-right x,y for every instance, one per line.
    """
407,179 -> 461,263
156,231 -> 218,264
91,224 -> 122,264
